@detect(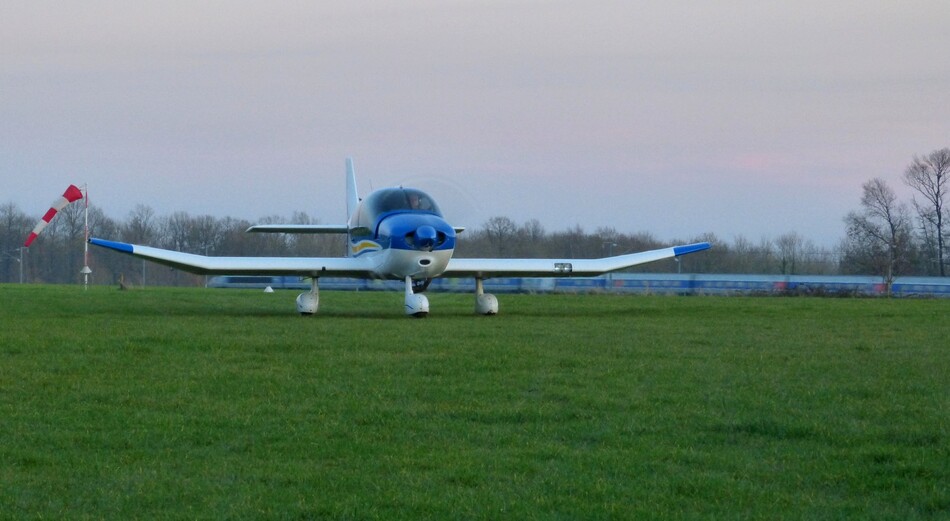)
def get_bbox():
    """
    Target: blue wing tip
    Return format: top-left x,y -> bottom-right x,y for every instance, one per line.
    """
673,242 -> 711,256
89,238 -> 134,254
